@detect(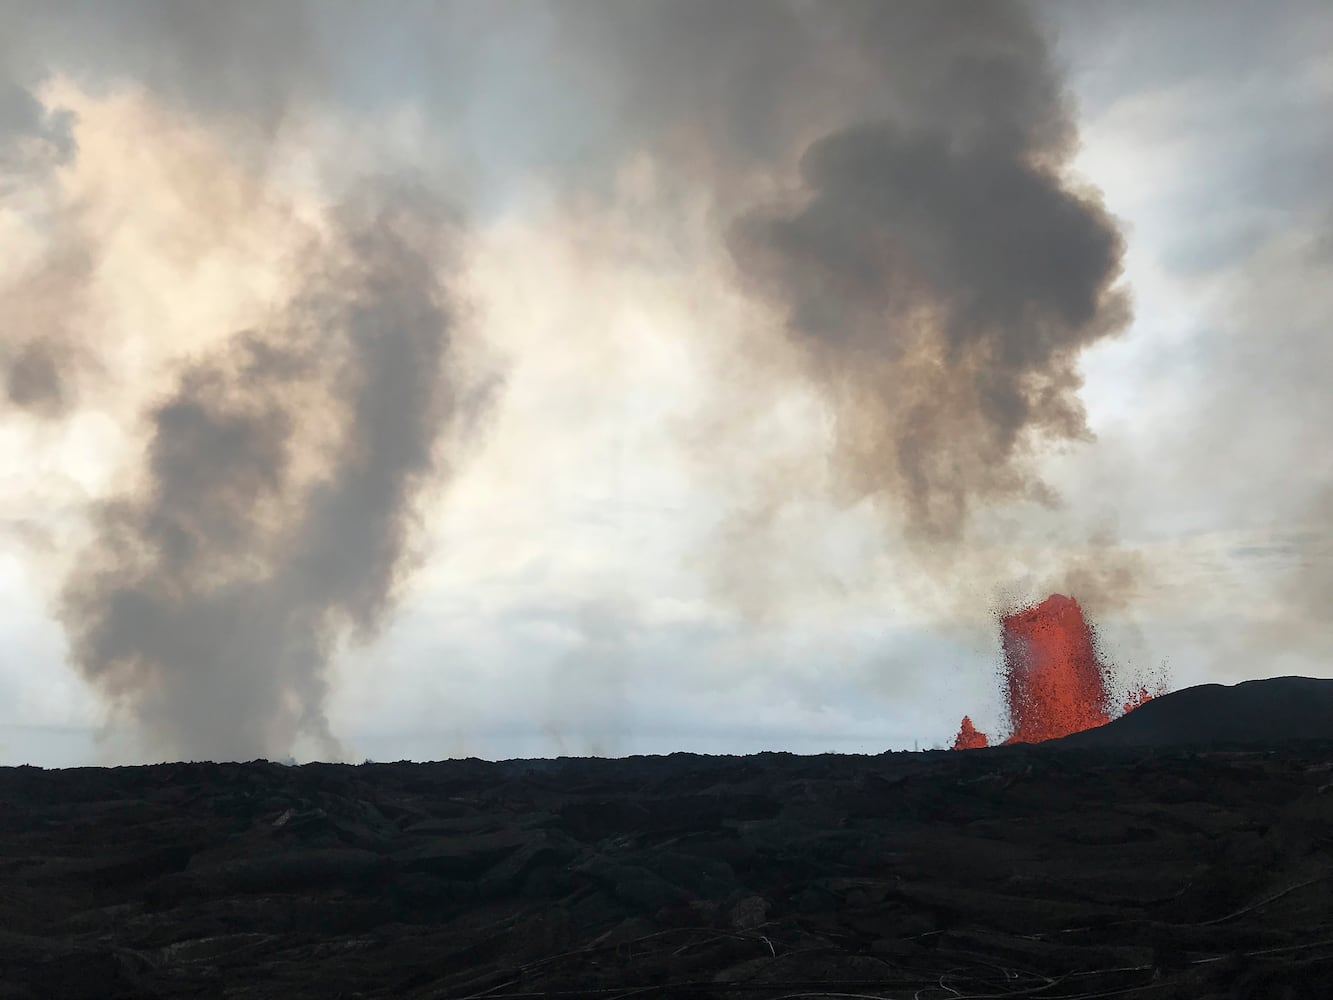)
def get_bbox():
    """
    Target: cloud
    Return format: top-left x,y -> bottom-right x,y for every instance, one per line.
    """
0,78 -> 73,175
